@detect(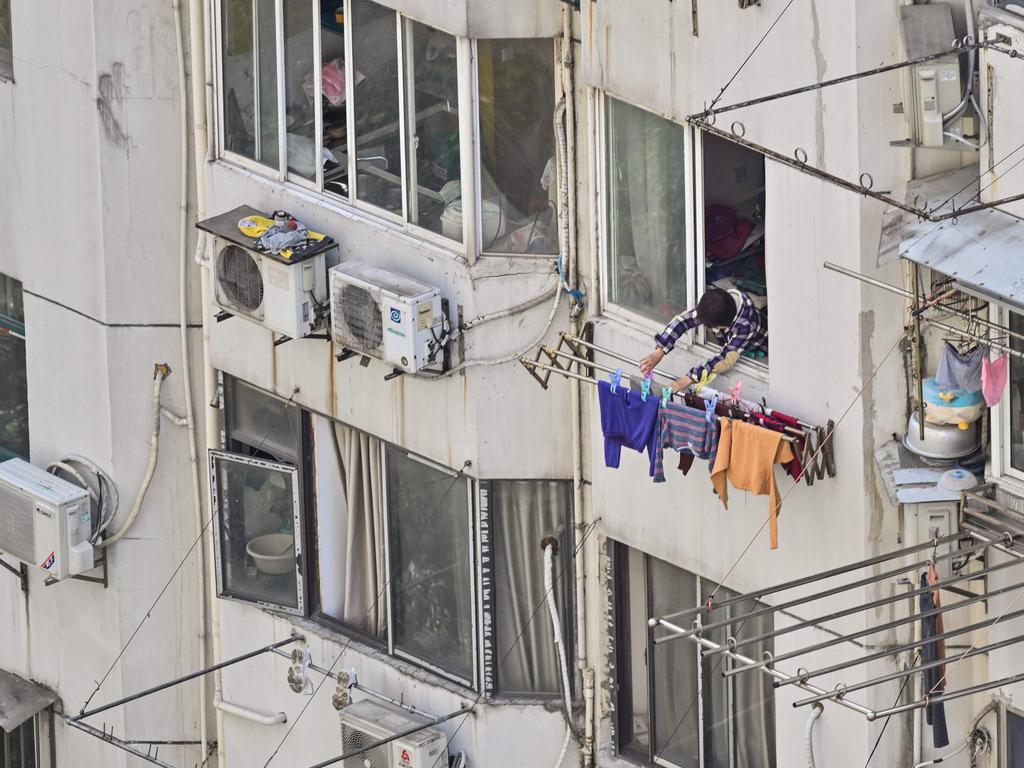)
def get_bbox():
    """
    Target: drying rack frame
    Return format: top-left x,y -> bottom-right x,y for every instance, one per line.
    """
648,523 -> 1024,722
